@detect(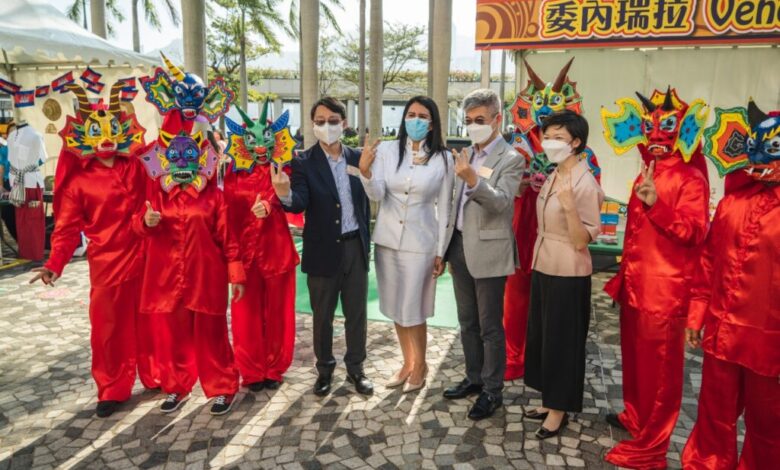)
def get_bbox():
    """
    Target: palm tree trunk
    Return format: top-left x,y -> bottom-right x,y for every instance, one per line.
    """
90,0 -> 107,38
358,0 -> 366,145
427,0 -> 434,97
300,0 -> 319,148
431,0 -> 452,138
132,0 -> 140,52
368,0 -> 382,140
182,0 -> 207,79
81,0 -> 88,28
499,50 -> 506,129
480,50 -> 490,88
239,9 -> 249,109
